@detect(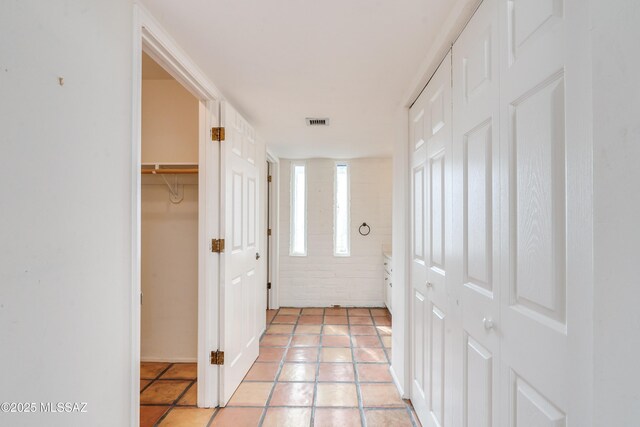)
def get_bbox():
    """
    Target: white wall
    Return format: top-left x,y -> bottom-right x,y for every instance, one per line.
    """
591,0 -> 640,423
0,1 -> 133,426
142,79 -> 199,164
391,109 -> 410,396
278,158 -> 392,307
141,179 -> 198,361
